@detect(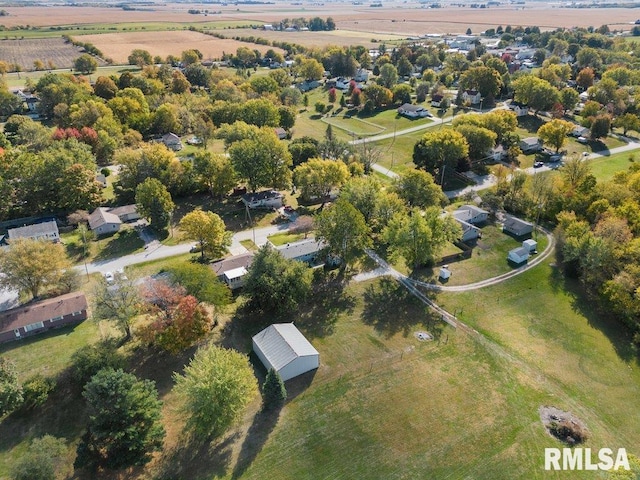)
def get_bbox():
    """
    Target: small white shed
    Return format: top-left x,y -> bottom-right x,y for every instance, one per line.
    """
522,239 -> 537,253
439,266 -> 451,280
508,247 -> 530,265
252,323 -> 319,381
